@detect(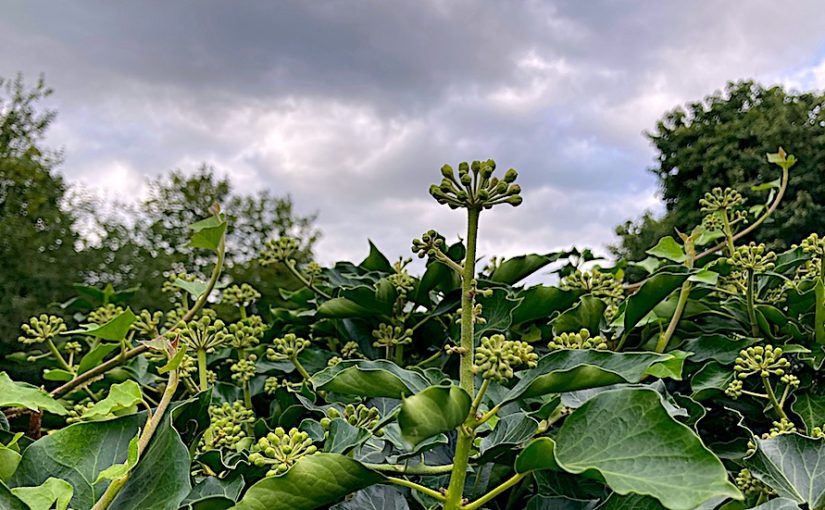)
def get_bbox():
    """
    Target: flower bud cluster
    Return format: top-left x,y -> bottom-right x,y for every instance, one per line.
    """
202,401 -> 255,452
561,269 -> 624,303
259,237 -> 301,265
306,261 -> 323,277
178,353 -> 198,378
88,304 -> 125,326
249,427 -> 318,476
411,230 -> 447,259
66,401 -> 95,424
729,243 -> 777,272
134,310 -> 163,337
266,333 -> 310,361
64,341 -> 82,355
474,334 -> 537,382
548,329 -> 609,351
264,376 -> 302,395
699,187 -> 746,213
223,283 -> 261,308
733,345 -> 790,379
230,354 -> 258,384
735,469 -> 774,497
229,315 -> 266,350
321,404 -> 381,430
801,233 -> 825,257
372,323 -> 413,349
812,425 -> 825,438
176,316 -> 228,353
341,341 -> 362,359
456,303 -> 486,325
429,160 -> 522,210
19,315 -> 67,345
